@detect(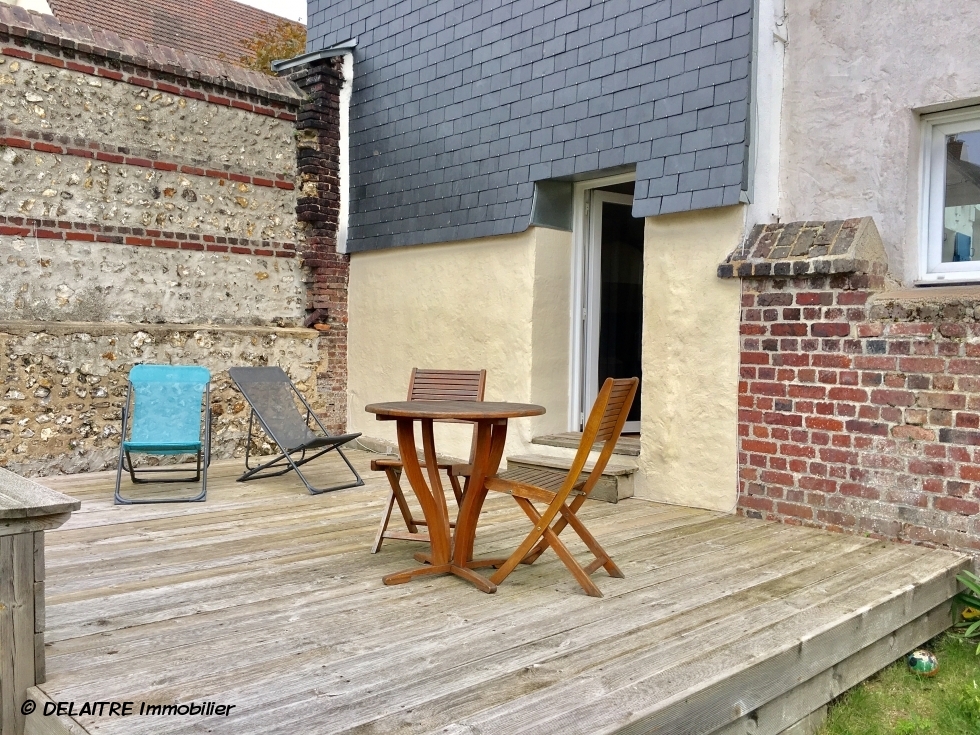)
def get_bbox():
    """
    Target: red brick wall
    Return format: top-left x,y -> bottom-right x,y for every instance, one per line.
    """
737,270 -> 980,554
290,56 -> 349,433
